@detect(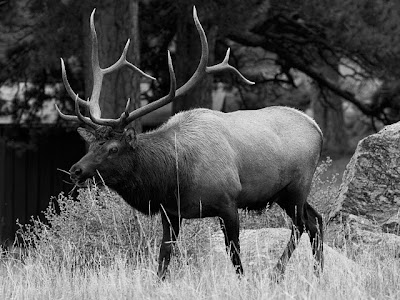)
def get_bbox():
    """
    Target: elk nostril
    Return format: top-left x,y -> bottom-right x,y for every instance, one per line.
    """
74,167 -> 82,176
70,166 -> 82,177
